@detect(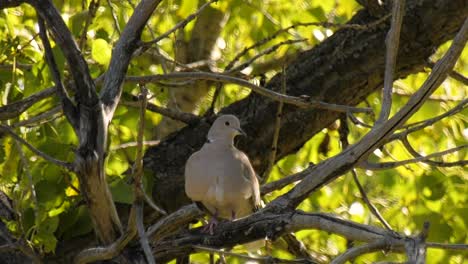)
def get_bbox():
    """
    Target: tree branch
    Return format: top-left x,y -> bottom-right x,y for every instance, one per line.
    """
362,145 -> 467,169
0,124 -> 74,170
281,18 -> 467,208
126,72 -> 372,113
330,240 -> 389,264
376,0 -> 405,125
100,0 -> 162,116
37,15 -> 79,131
0,88 -> 55,121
